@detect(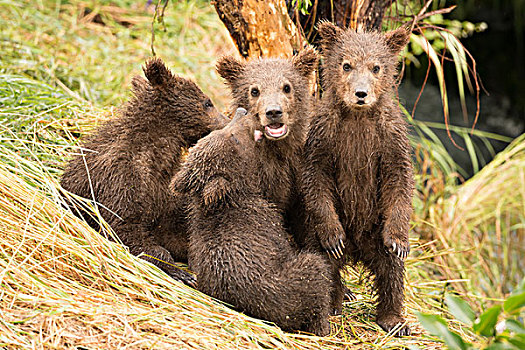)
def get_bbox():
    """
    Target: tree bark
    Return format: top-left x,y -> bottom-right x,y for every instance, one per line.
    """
214,0 -> 396,59
213,0 -> 306,59
356,0 -> 395,30
297,0 -> 396,42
